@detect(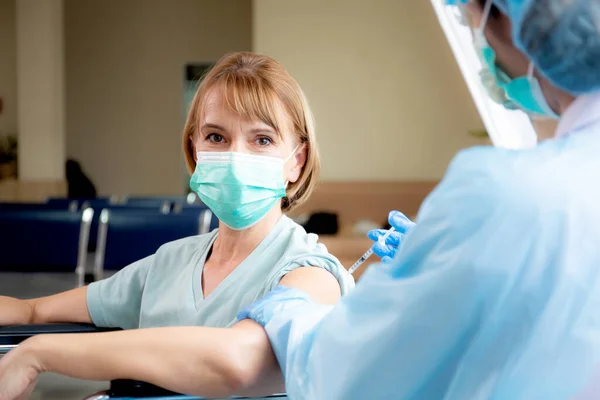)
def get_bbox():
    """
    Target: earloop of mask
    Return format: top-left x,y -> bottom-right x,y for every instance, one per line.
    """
283,144 -> 301,188
479,0 -> 493,31
285,144 -> 301,163
527,63 -> 535,79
